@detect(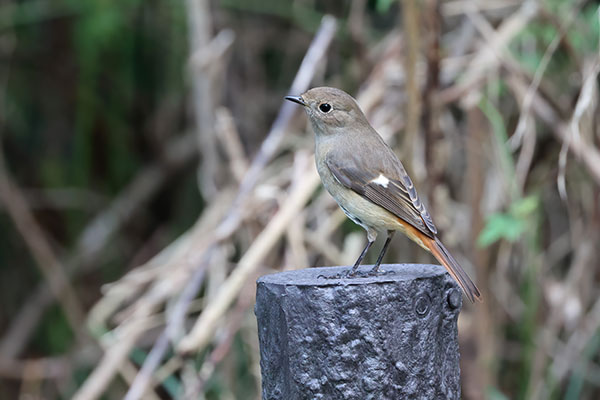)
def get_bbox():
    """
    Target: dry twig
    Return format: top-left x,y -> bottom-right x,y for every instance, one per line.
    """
0,132 -> 198,359
74,16 -> 337,400
0,148 -> 87,343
